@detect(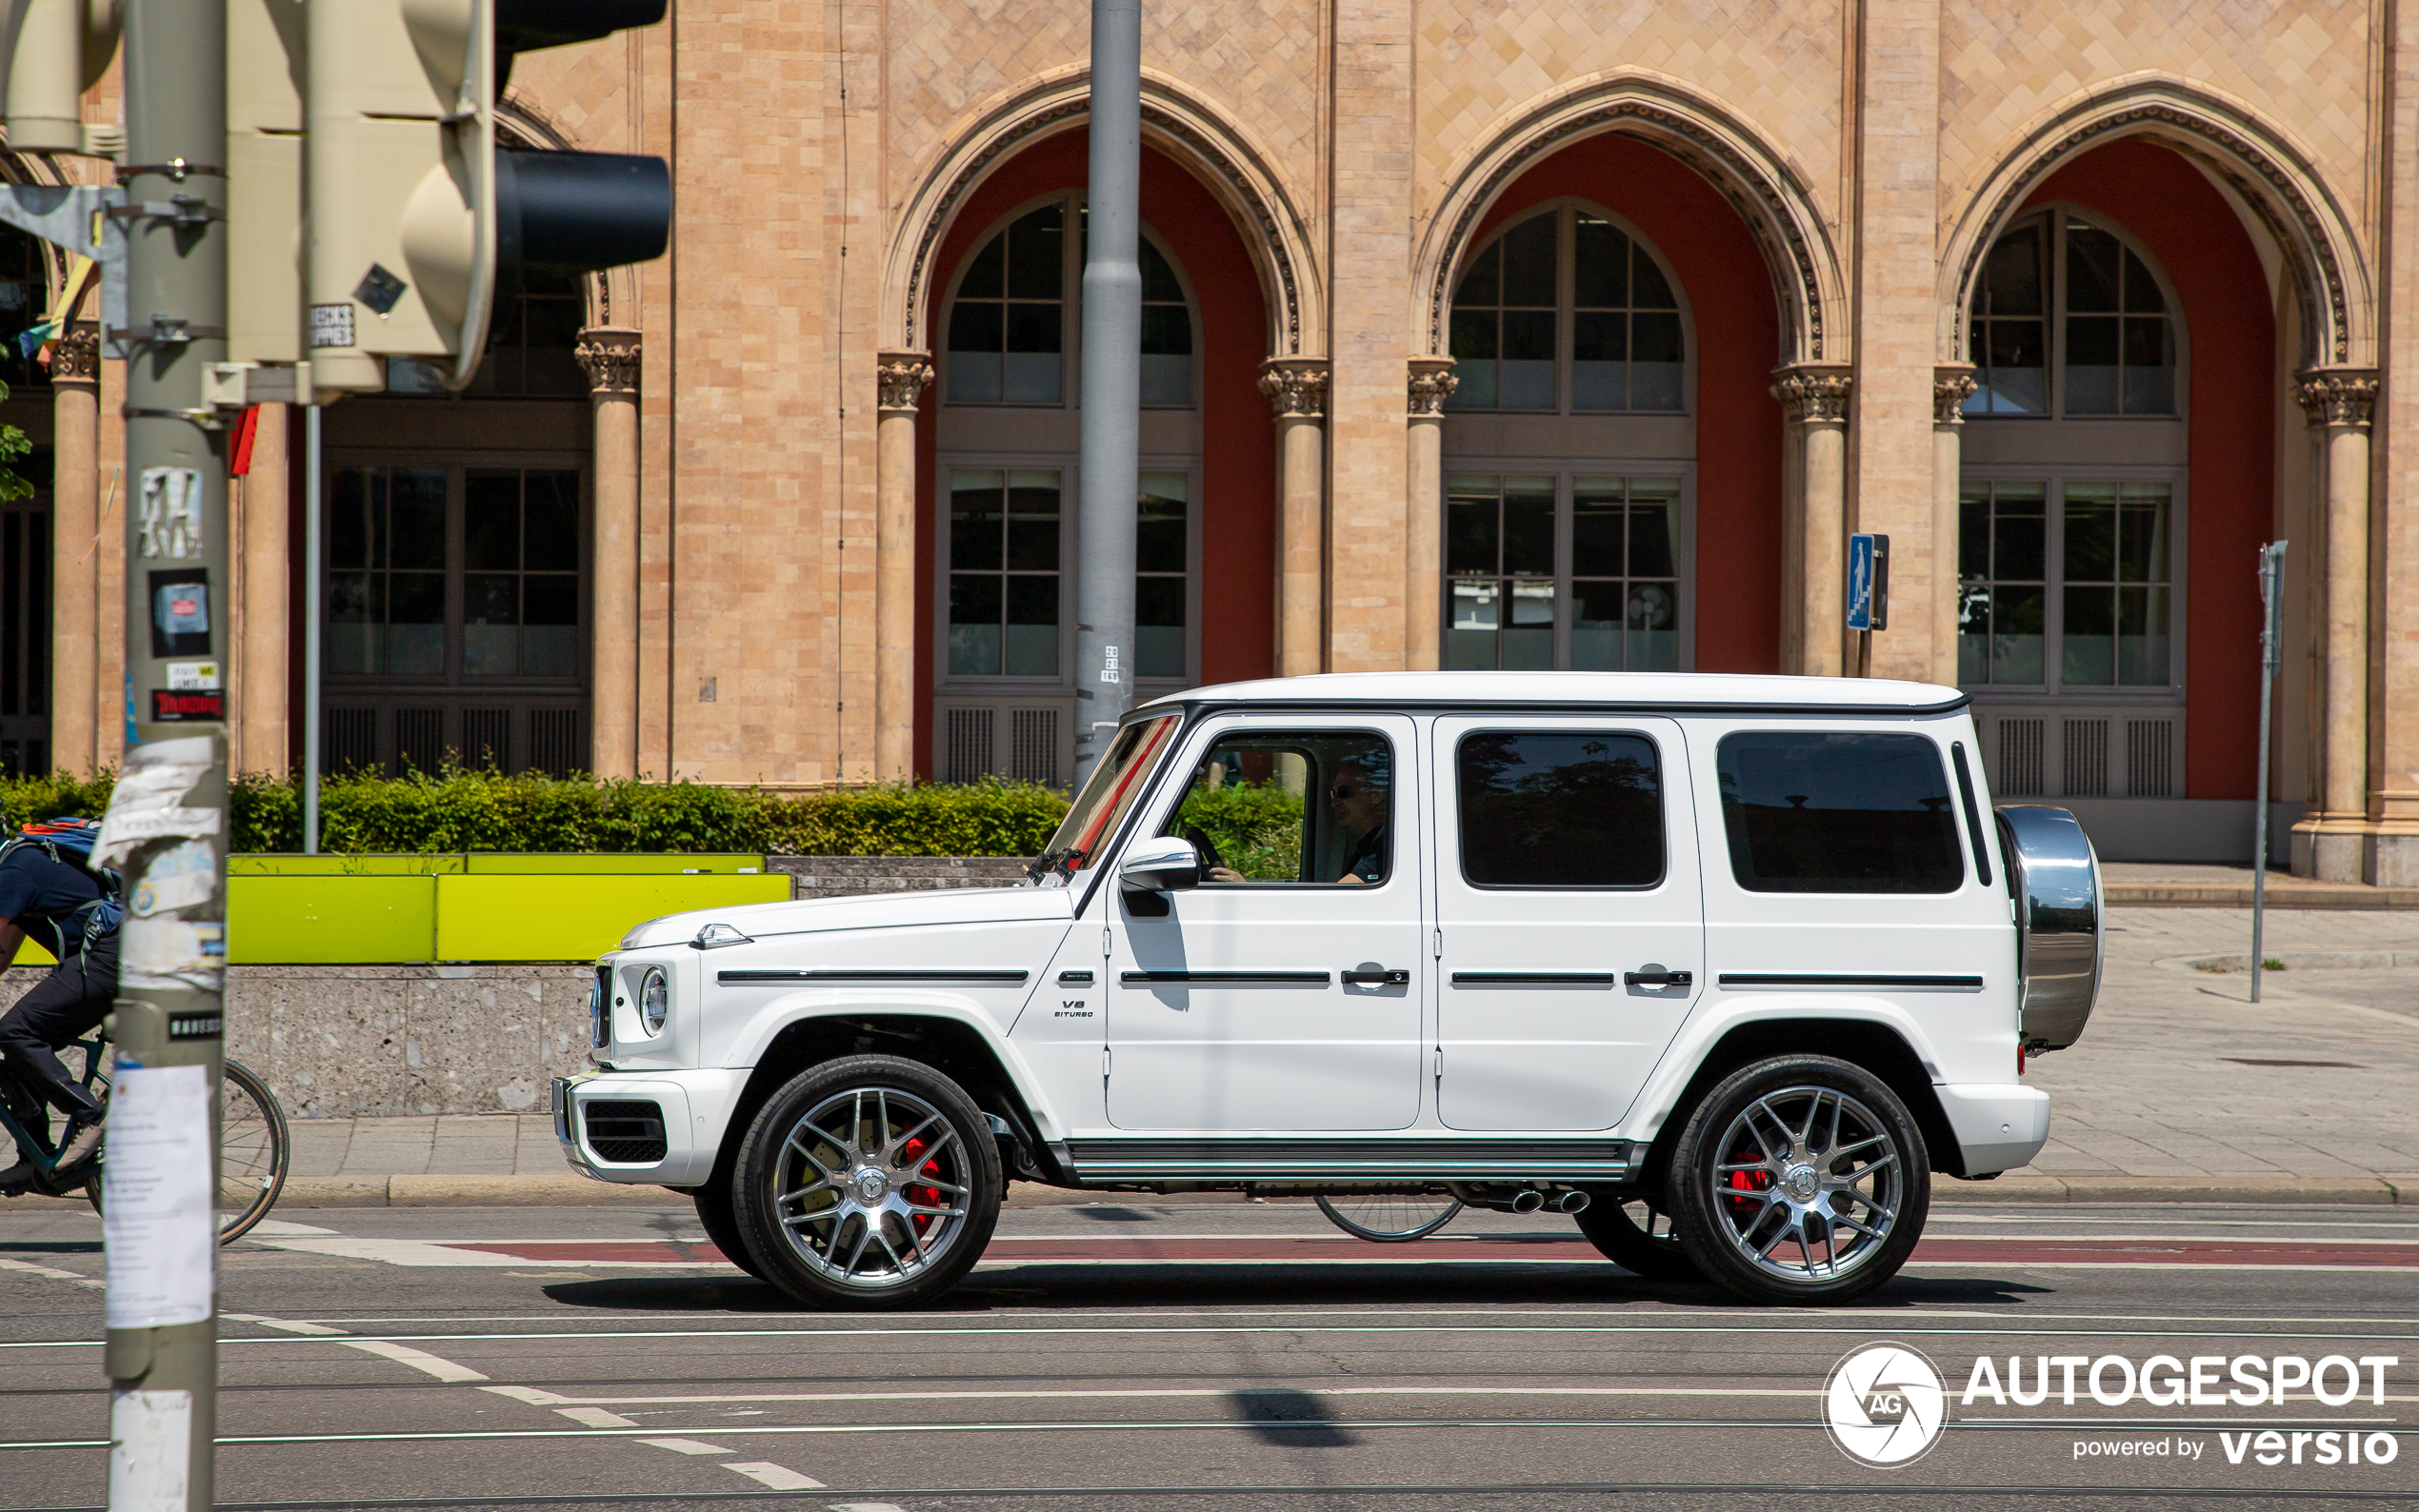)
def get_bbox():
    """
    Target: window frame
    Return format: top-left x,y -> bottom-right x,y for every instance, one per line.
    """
1435,464 -> 1696,672
1450,726 -> 1669,891
1964,206 -> 2190,423
1443,200 -> 1696,418
1958,466 -> 2190,702
938,189 -> 1204,413
1148,723 -> 1402,890
1712,728 -> 1970,897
